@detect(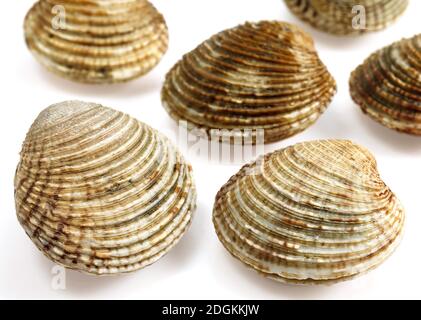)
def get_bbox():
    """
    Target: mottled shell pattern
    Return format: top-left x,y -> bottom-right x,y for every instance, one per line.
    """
284,0 -> 409,35
350,34 -> 421,135
213,140 -> 404,284
15,101 -> 196,275
161,21 -> 336,144
24,0 -> 168,84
